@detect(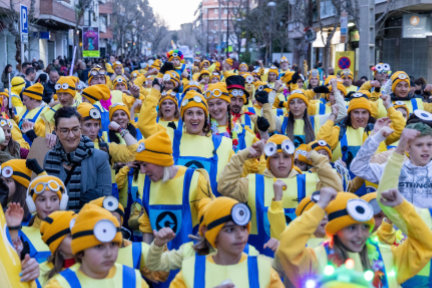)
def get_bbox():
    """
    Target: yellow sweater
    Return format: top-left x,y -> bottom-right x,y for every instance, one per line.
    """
276,201 -> 432,287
